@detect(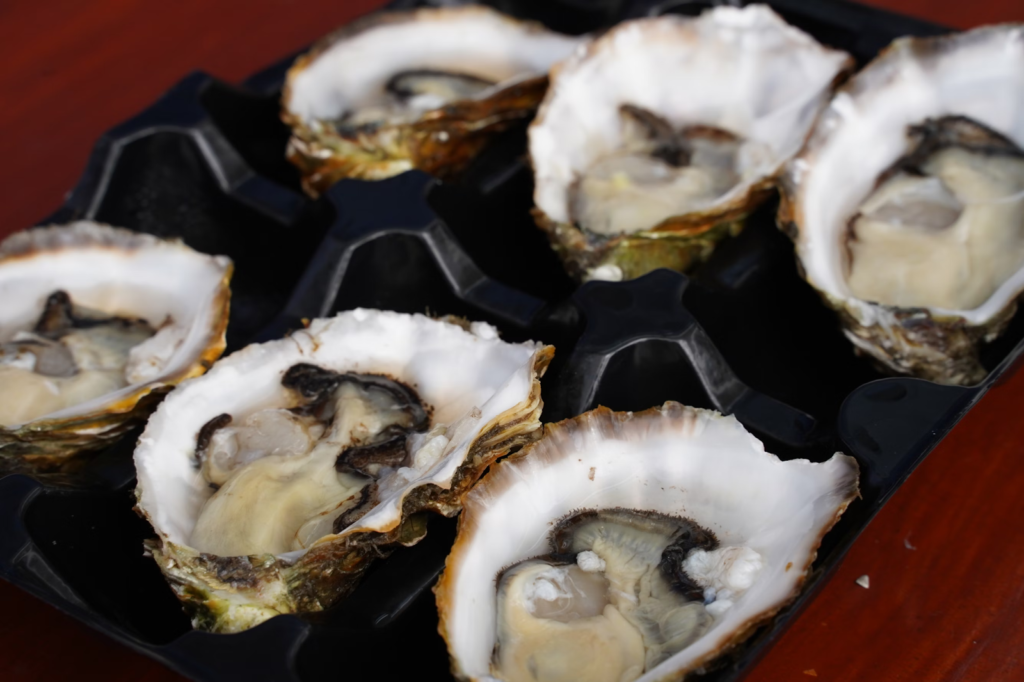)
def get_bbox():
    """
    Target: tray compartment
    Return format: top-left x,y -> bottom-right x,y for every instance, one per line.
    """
2,1 -> 1020,681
